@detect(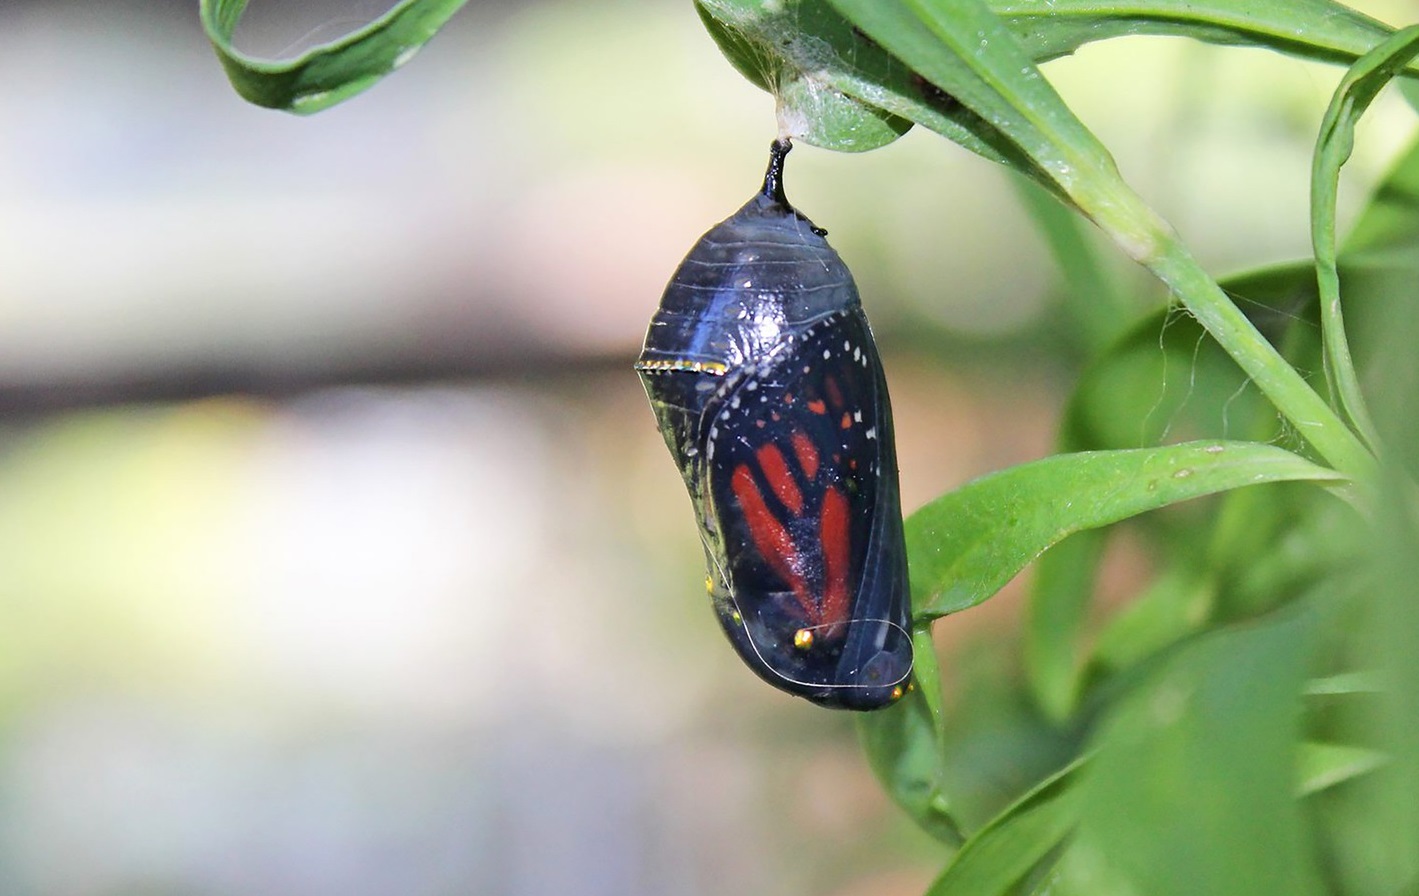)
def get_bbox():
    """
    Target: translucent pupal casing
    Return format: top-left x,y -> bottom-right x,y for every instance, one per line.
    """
635,140 -> 912,711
